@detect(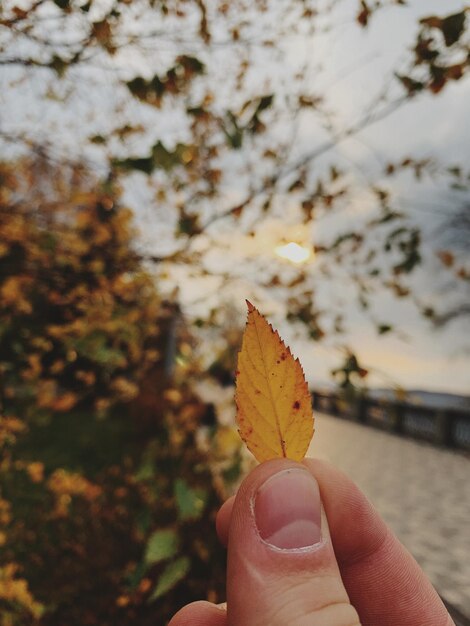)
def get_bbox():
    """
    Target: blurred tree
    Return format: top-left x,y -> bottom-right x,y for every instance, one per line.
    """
0,0 -> 469,341
0,155 -> 239,626
0,157 -> 160,418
